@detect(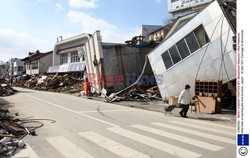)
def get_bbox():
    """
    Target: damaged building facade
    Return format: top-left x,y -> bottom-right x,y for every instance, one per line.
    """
49,31 -> 155,94
48,34 -> 89,75
80,31 -> 155,94
148,0 -> 236,100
